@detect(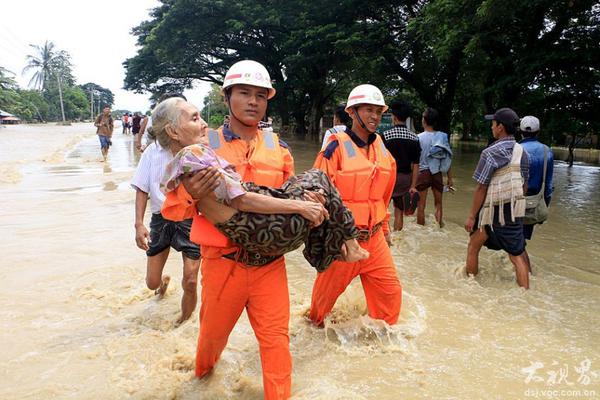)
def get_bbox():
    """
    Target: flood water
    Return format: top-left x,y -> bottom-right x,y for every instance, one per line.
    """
1,123 -> 599,399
